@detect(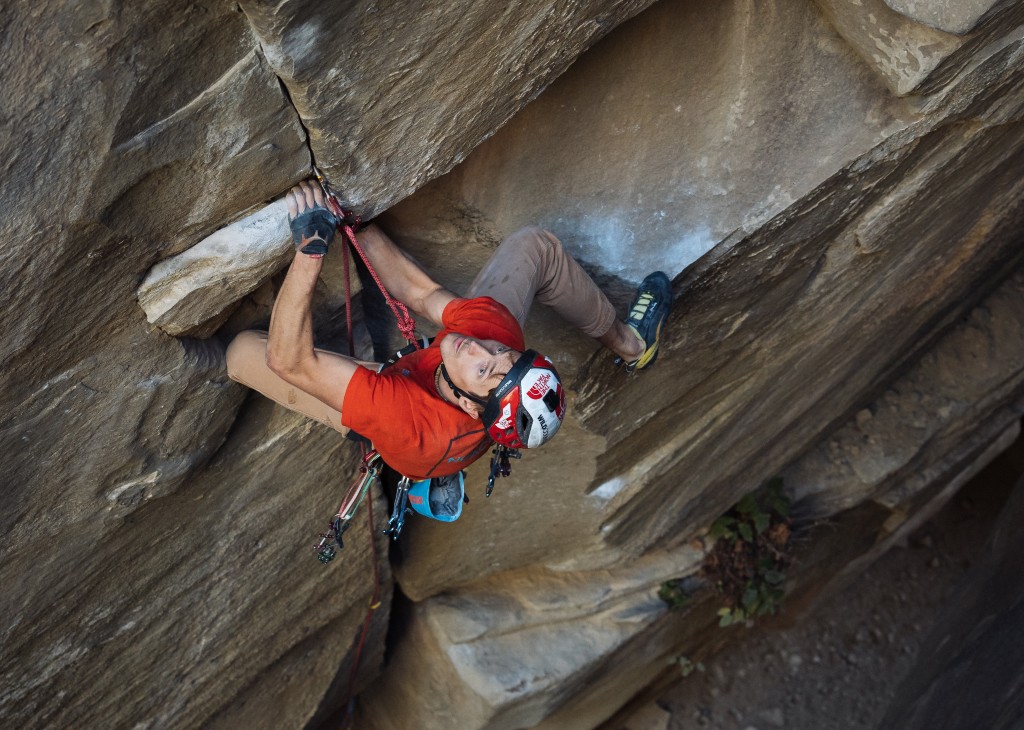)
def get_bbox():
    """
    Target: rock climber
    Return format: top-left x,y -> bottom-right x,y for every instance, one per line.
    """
226,180 -> 673,482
